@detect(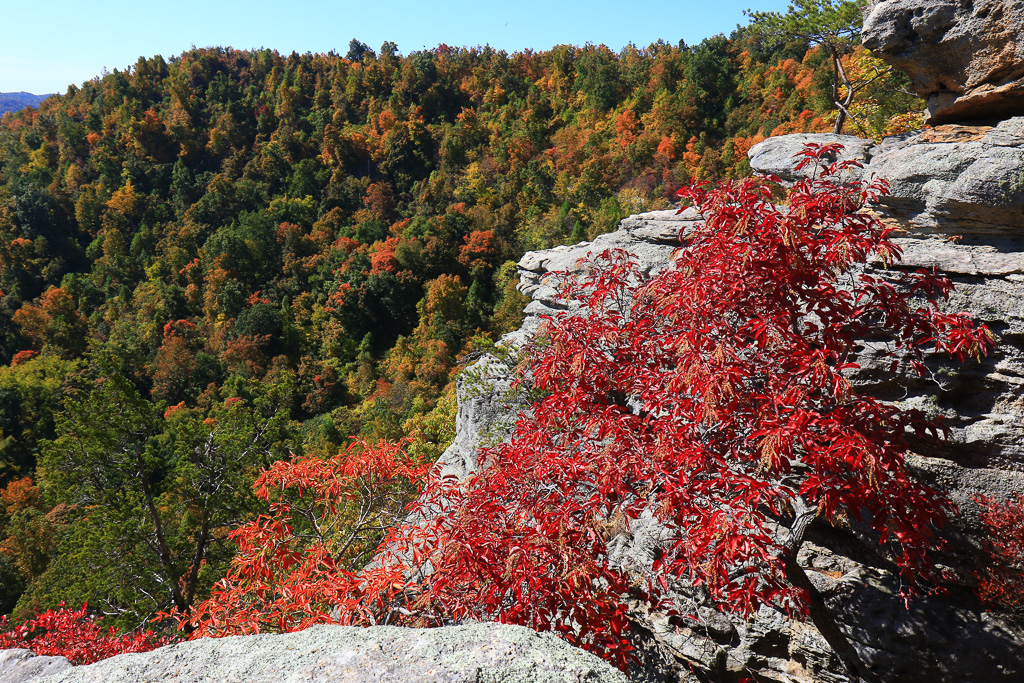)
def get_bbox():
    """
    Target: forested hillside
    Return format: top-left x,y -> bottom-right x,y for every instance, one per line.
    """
0,92 -> 53,117
0,32 -> 920,629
